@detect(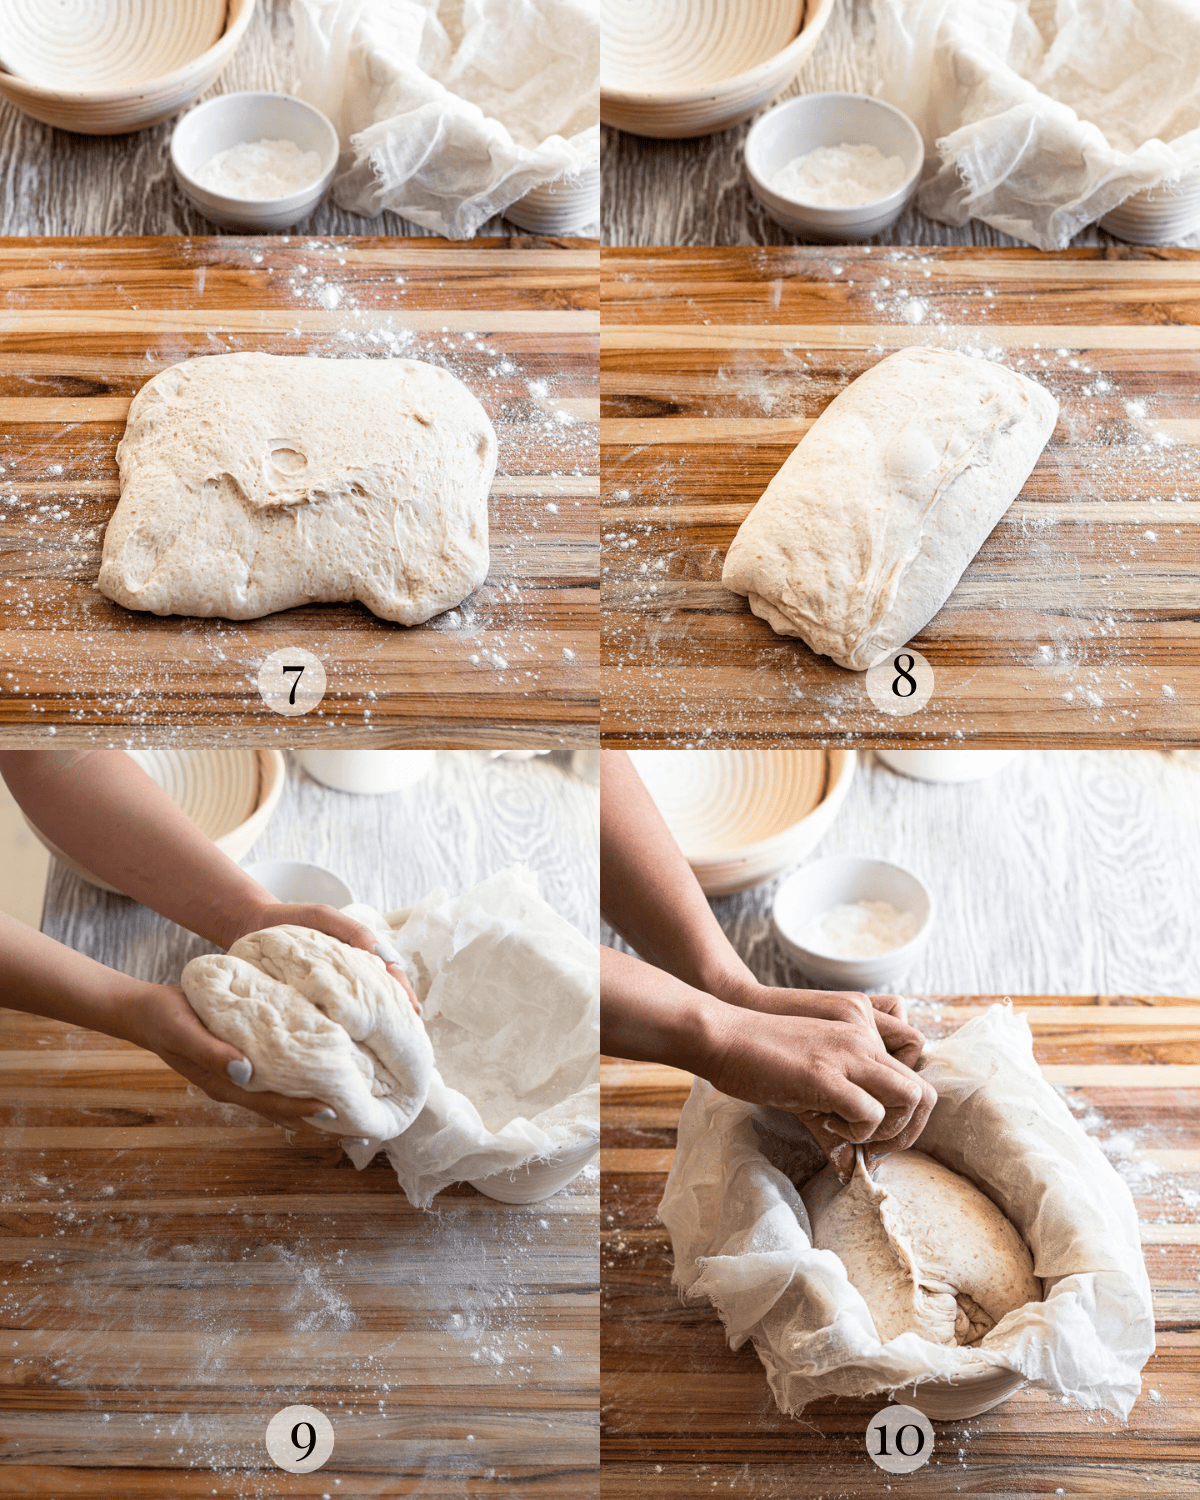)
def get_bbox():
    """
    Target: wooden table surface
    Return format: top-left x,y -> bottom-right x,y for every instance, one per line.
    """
601,246 -> 1200,747
601,0 -> 1196,253
0,236 -> 599,748
3,751 -> 599,1496
601,997 -> 1200,1498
